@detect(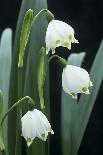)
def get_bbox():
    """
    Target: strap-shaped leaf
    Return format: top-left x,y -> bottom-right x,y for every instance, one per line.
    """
18,9 -> 33,68
76,41 -> 103,152
0,28 -> 12,155
61,52 -> 86,155
37,47 -> 46,110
